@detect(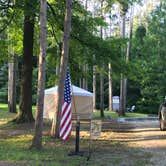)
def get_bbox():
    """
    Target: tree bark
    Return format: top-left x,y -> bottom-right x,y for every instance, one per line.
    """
14,0 -> 37,123
83,64 -> 88,90
108,15 -> 113,111
123,6 -> 134,114
8,61 -> 17,113
119,6 -> 133,116
100,1 -> 104,118
100,64 -> 104,117
119,12 -> 126,116
126,6 -> 133,61
93,62 -> 96,110
51,0 -> 72,138
31,0 -> 47,149
108,63 -> 113,111
8,39 -> 17,113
